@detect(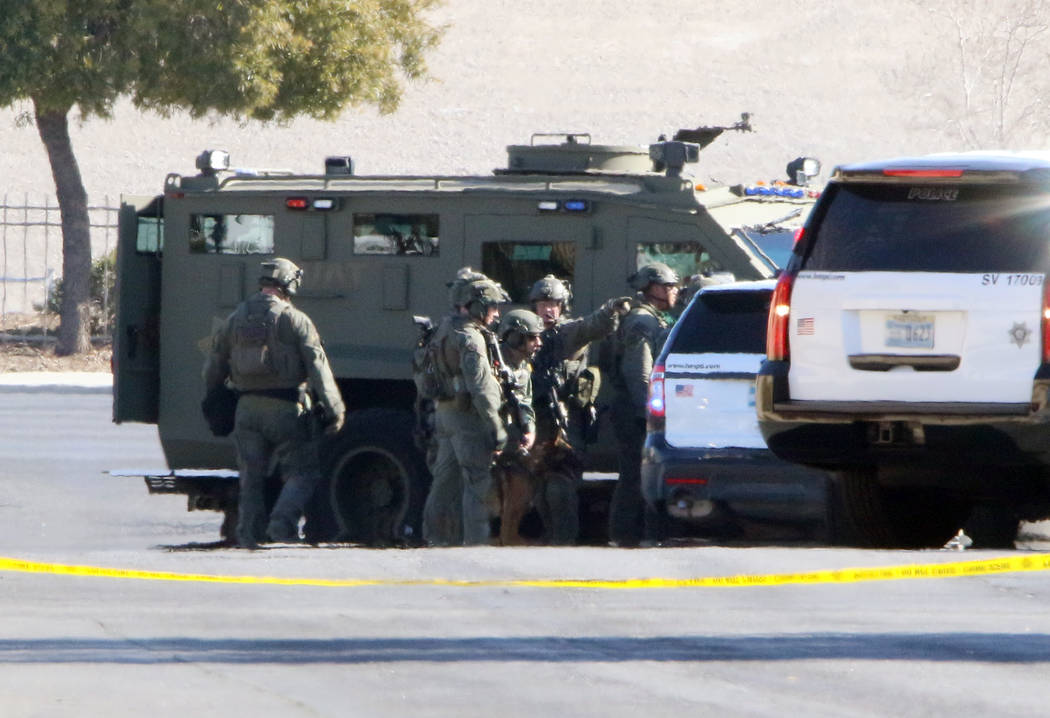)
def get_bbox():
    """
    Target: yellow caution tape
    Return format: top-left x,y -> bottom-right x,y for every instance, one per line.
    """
2,553 -> 1050,589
